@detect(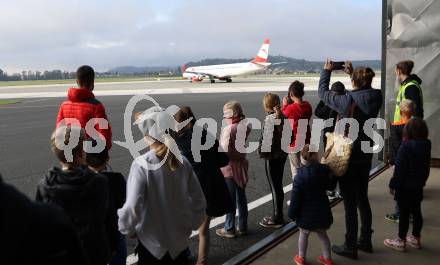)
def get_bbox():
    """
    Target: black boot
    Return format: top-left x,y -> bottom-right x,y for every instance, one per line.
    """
358,230 -> 374,253
332,244 -> 358,260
